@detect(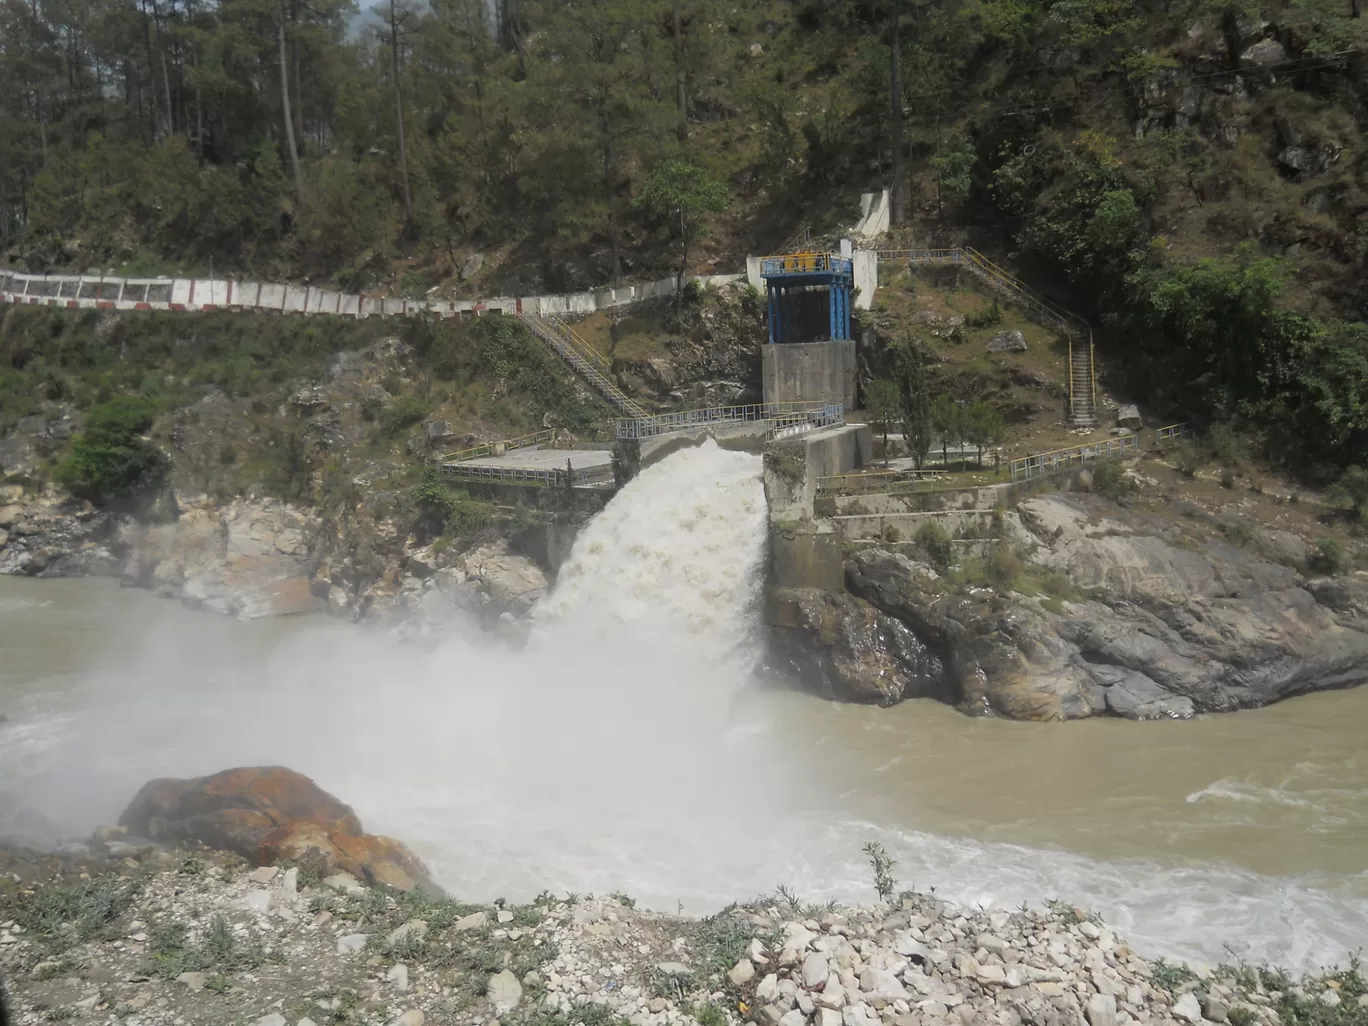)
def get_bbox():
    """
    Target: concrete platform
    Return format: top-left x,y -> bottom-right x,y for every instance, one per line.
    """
459,447 -> 613,474
441,446 -> 616,490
